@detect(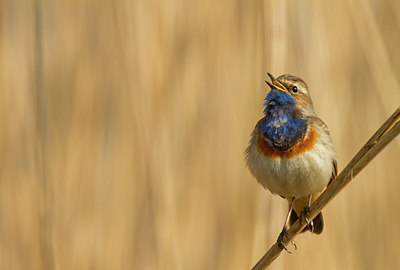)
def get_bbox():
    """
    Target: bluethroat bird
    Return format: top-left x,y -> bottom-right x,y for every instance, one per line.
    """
245,73 -> 337,252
